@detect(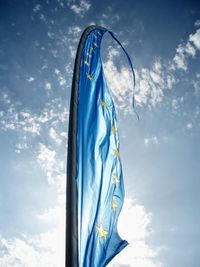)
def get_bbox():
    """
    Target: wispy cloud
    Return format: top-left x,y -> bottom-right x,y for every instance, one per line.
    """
92,6 -> 120,28
0,88 -> 69,154
0,236 -> 55,267
186,122 -> 193,129
0,89 -> 67,264
103,56 -> 170,113
144,136 -> 159,146
68,26 -> 82,35
103,23 -> 200,114
195,20 -> 200,27
189,28 -> 200,50
171,26 -> 200,71
33,4 -> 41,13
67,26 -> 83,59
54,68 -> 67,86
49,127 -> 62,145
45,81 -> 52,90
193,72 -> 200,96
68,0 -> 91,17
26,76 -> 35,82
37,142 -> 66,190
